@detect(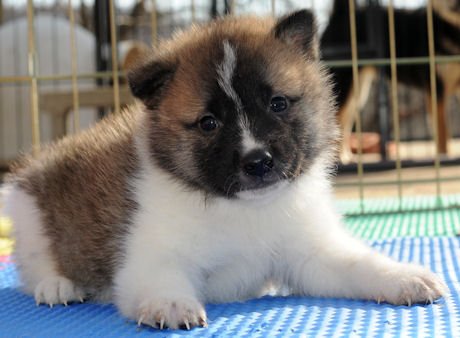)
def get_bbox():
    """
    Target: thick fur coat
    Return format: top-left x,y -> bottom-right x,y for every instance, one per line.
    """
1,10 -> 447,330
